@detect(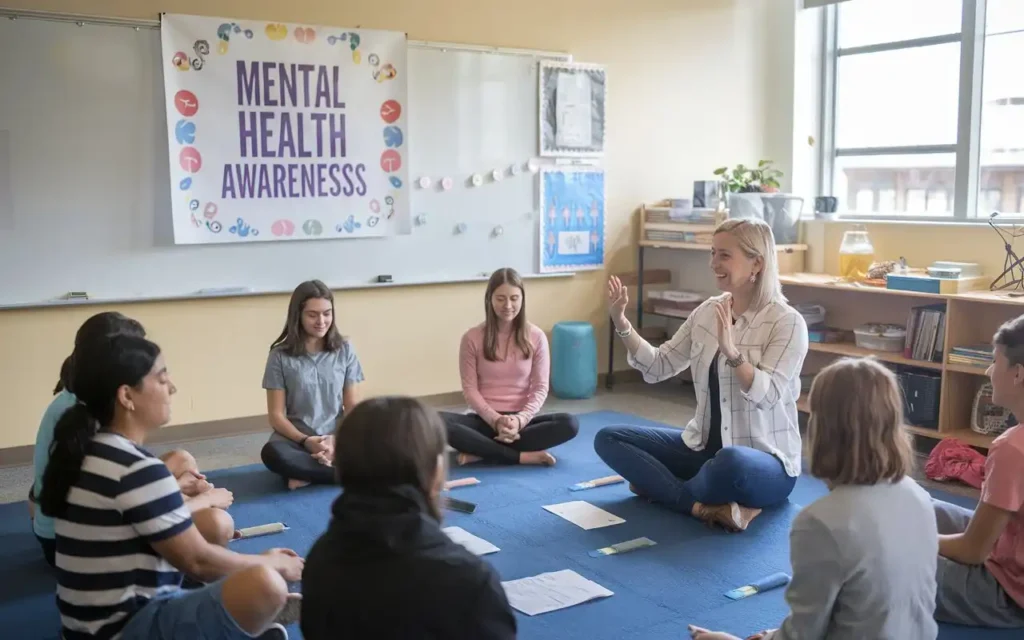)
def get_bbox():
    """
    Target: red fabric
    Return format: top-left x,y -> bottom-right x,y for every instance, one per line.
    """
925,437 -> 987,489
